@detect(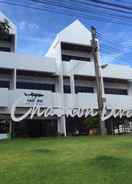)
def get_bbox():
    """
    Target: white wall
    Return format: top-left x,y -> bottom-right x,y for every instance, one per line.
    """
0,52 -> 57,73
0,88 -> 8,107
63,60 -> 132,80
106,94 -> 132,109
0,88 -> 132,114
